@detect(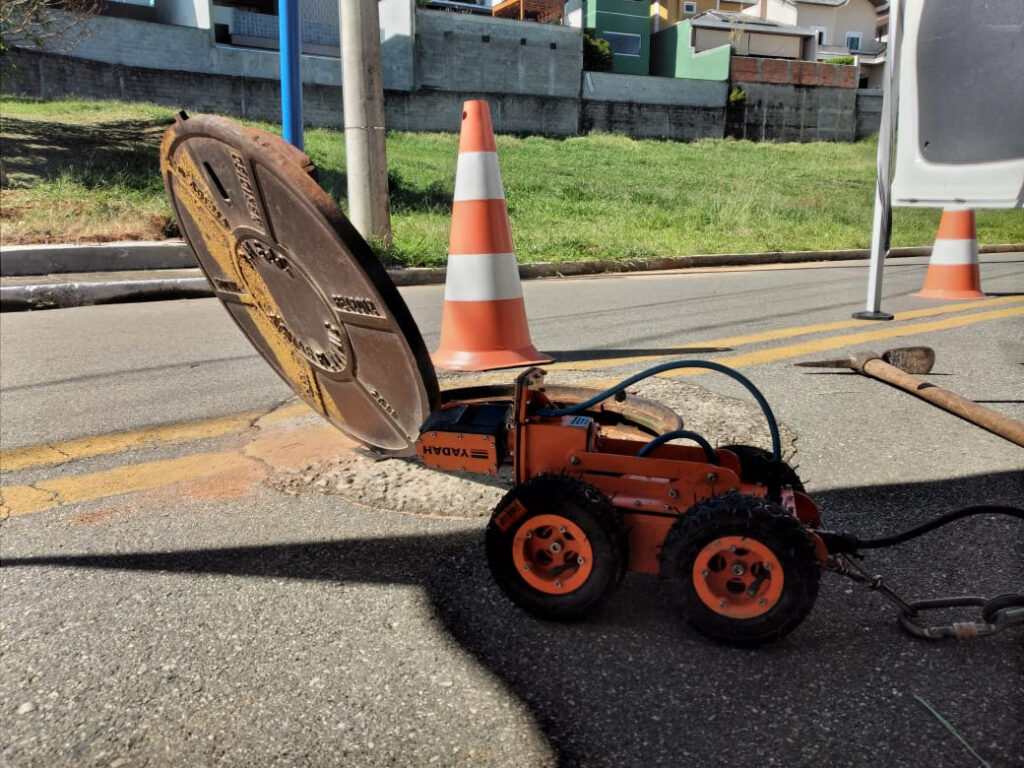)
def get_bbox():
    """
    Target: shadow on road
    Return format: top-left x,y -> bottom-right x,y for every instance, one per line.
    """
4,471 -> 1023,766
